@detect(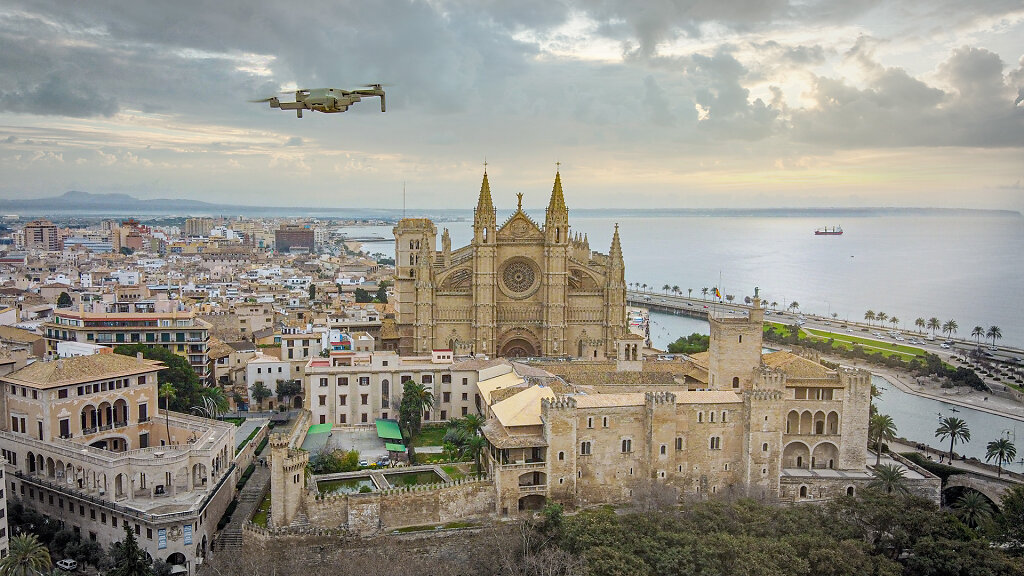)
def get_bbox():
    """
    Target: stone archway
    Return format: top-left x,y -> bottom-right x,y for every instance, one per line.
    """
497,329 -> 541,358
501,339 -> 537,358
